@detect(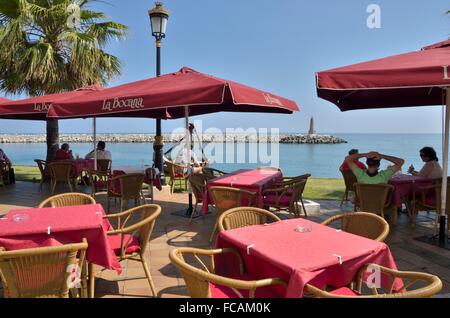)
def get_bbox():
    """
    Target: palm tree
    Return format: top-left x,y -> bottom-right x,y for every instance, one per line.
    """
0,0 -> 127,160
